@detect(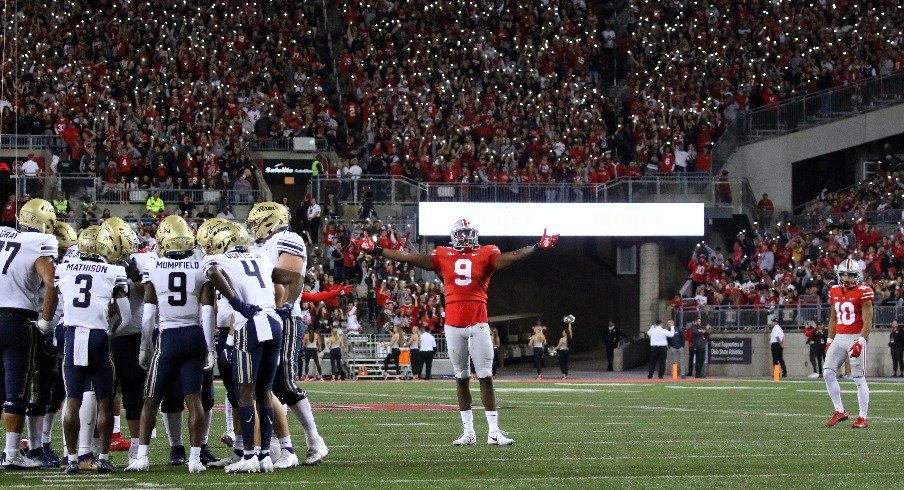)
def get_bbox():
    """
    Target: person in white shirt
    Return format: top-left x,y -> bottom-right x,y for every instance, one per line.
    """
674,145 -> 689,172
346,160 -> 362,179
647,320 -> 676,379
22,154 -> 41,177
306,196 -> 322,242
418,327 -> 437,380
770,320 -> 787,377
